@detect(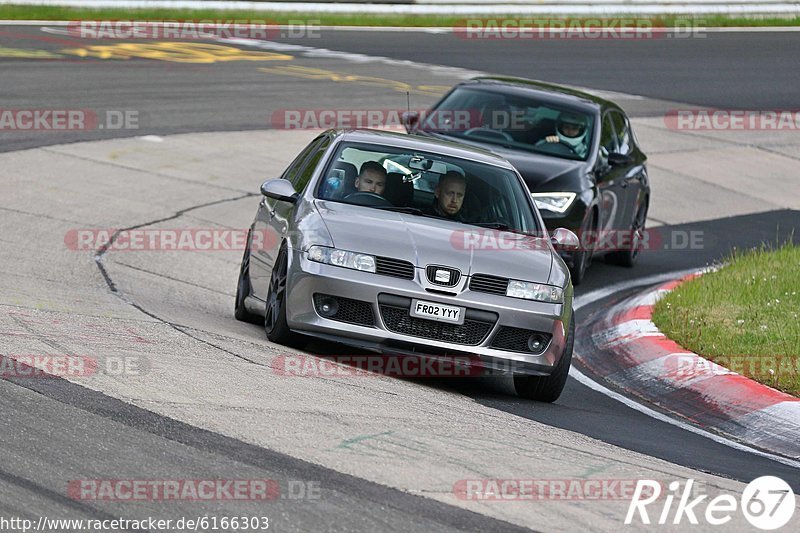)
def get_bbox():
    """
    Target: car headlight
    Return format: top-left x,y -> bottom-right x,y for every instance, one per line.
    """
506,280 -> 564,303
531,192 -> 576,214
307,246 -> 376,273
